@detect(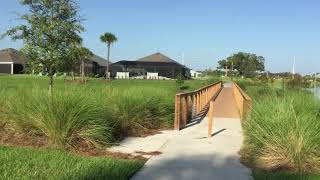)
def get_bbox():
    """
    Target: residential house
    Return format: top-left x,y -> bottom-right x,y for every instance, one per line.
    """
110,53 -> 191,79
